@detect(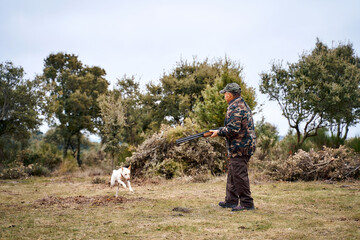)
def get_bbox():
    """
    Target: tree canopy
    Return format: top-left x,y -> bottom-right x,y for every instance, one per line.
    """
260,39 -> 360,148
193,58 -> 257,129
144,57 -> 256,131
0,62 -> 41,161
38,53 -> 109,166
